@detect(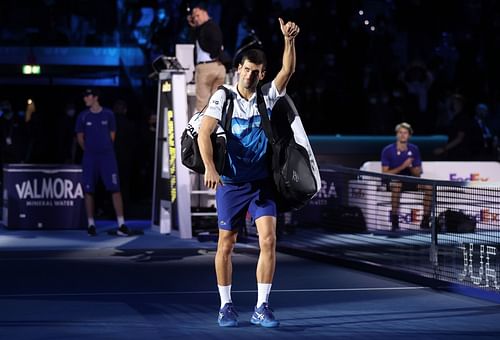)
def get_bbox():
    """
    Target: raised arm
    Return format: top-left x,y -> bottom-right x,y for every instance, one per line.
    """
273,18 -> 300,94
